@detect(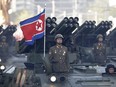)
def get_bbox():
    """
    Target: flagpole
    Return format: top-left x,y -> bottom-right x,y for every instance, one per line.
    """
44,4 -> 46,58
